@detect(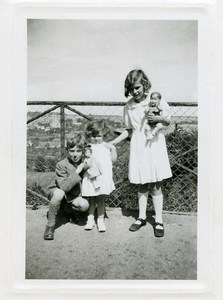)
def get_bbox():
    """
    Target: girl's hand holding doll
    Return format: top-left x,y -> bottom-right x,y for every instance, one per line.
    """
76,161 -> 90,175
146,113 -> 170,126
147,114 -> 163,125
